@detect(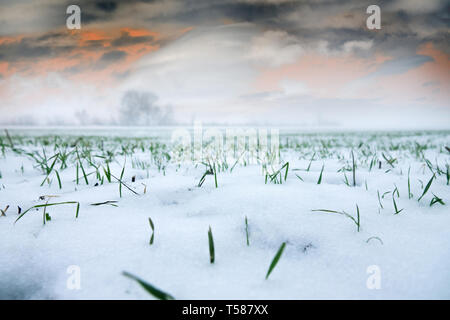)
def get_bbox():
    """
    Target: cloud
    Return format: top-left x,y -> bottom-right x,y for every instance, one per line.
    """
386,0 -> 448,14
0,36 -> 71,62
95,1 -> 118,13
111,30 -> 154,46
0,0 -> 448,128
366,54 -> 434,78
117,24 -> 256,123
247,30 -> 303,67
1,0 -> 448,58
0,27 -> 161,77
92,50 -> 127,70
99,50 -> 127,62
342,40 -> 373,54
